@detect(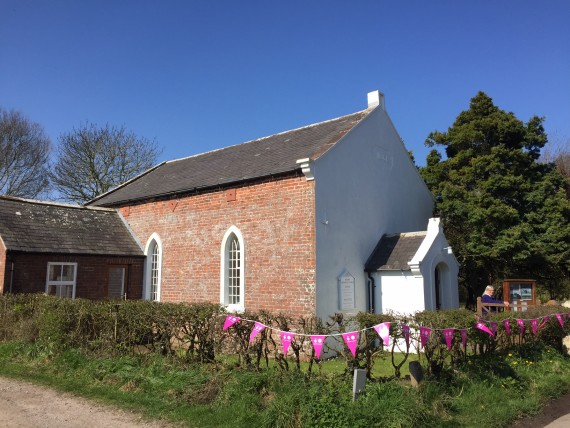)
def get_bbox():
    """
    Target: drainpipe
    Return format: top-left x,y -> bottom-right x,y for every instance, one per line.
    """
9,262 -> 14,294
367,272 -> 376,313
